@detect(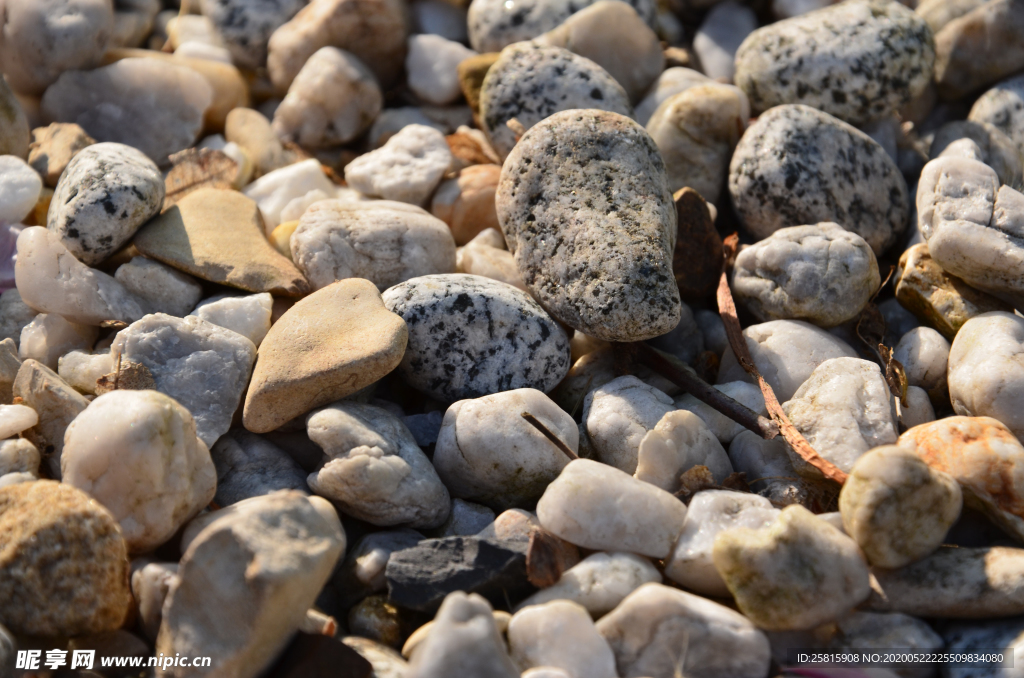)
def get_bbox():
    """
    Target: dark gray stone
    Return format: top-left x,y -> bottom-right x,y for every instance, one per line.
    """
210,429 -> 309,506
403,411 -> 444,447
